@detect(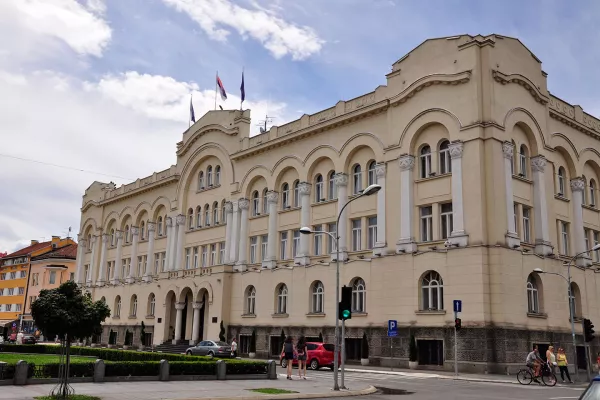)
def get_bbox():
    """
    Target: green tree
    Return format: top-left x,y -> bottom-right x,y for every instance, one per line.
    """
140,321 -> 146,347
249,329 -> 256,353
279,329 -> 285,346
361,332 -> 369,359
219,320 -> 226,342
408,334 -> 418,362
31,281 -> 110,399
